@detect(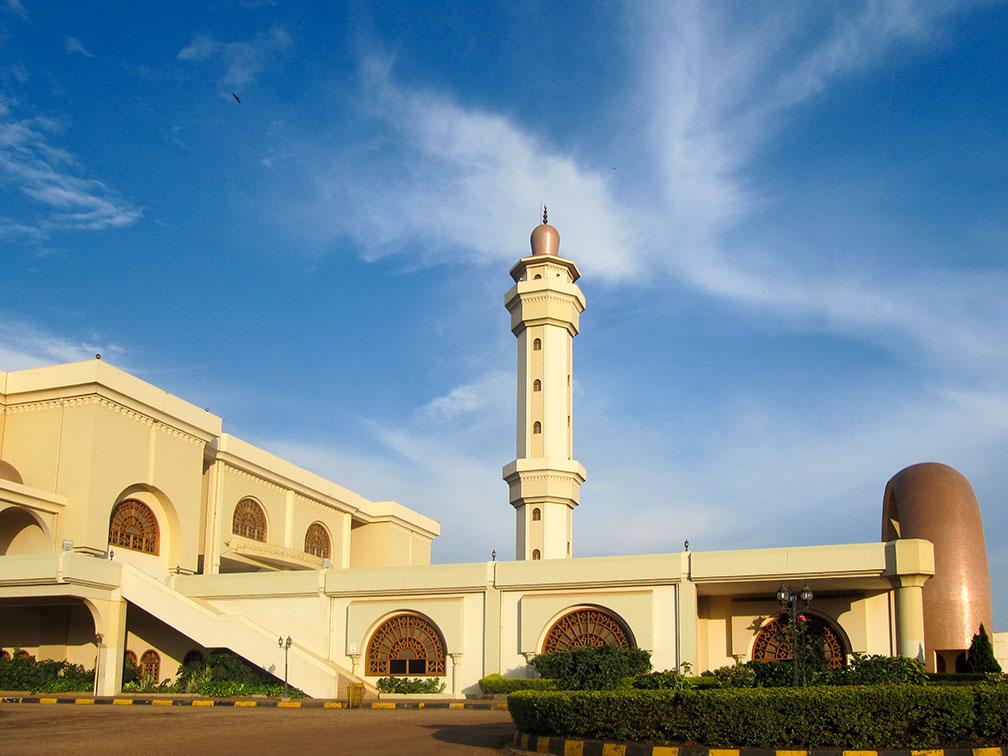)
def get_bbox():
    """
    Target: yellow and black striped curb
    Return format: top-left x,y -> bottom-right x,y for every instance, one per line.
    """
0,695 -> 507,710
512,733 -> 1006,756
